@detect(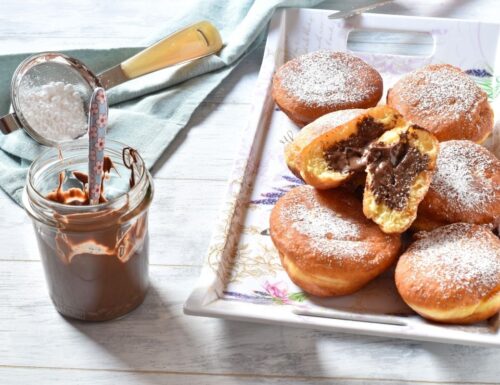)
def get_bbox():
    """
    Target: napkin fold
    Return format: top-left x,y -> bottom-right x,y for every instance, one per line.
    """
0,0 -> 321,204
